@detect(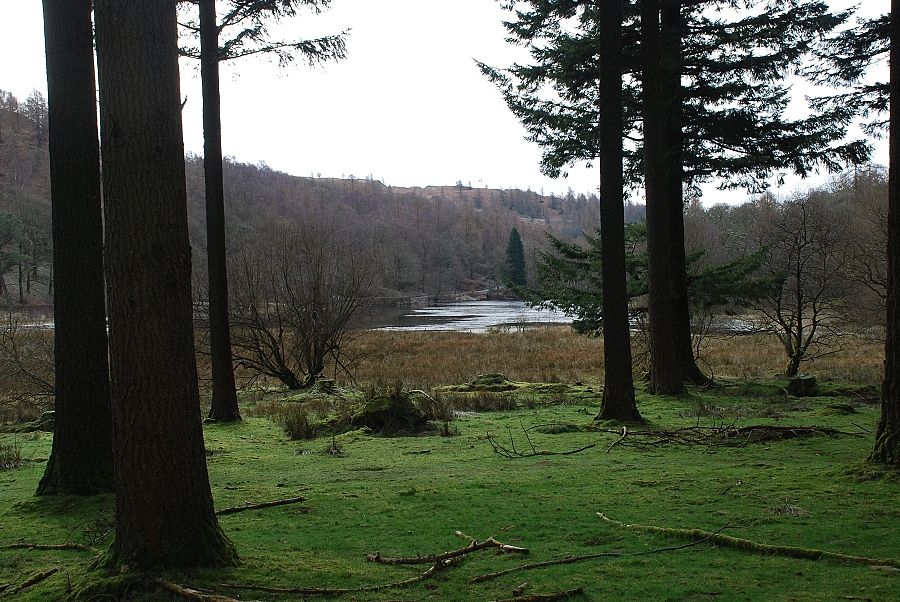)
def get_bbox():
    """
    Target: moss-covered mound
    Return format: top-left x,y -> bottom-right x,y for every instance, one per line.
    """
349,392 -> 429,435
441,373 -> 519,393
